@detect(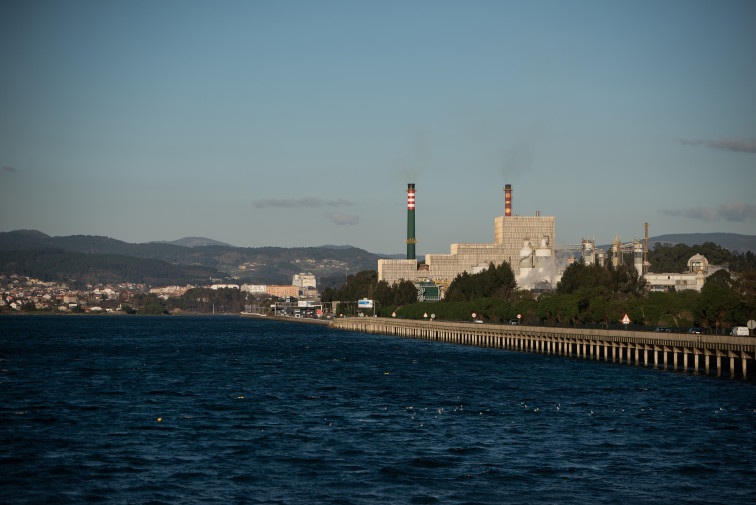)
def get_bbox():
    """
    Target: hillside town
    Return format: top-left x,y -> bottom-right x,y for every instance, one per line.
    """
0,272 -> 319,314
